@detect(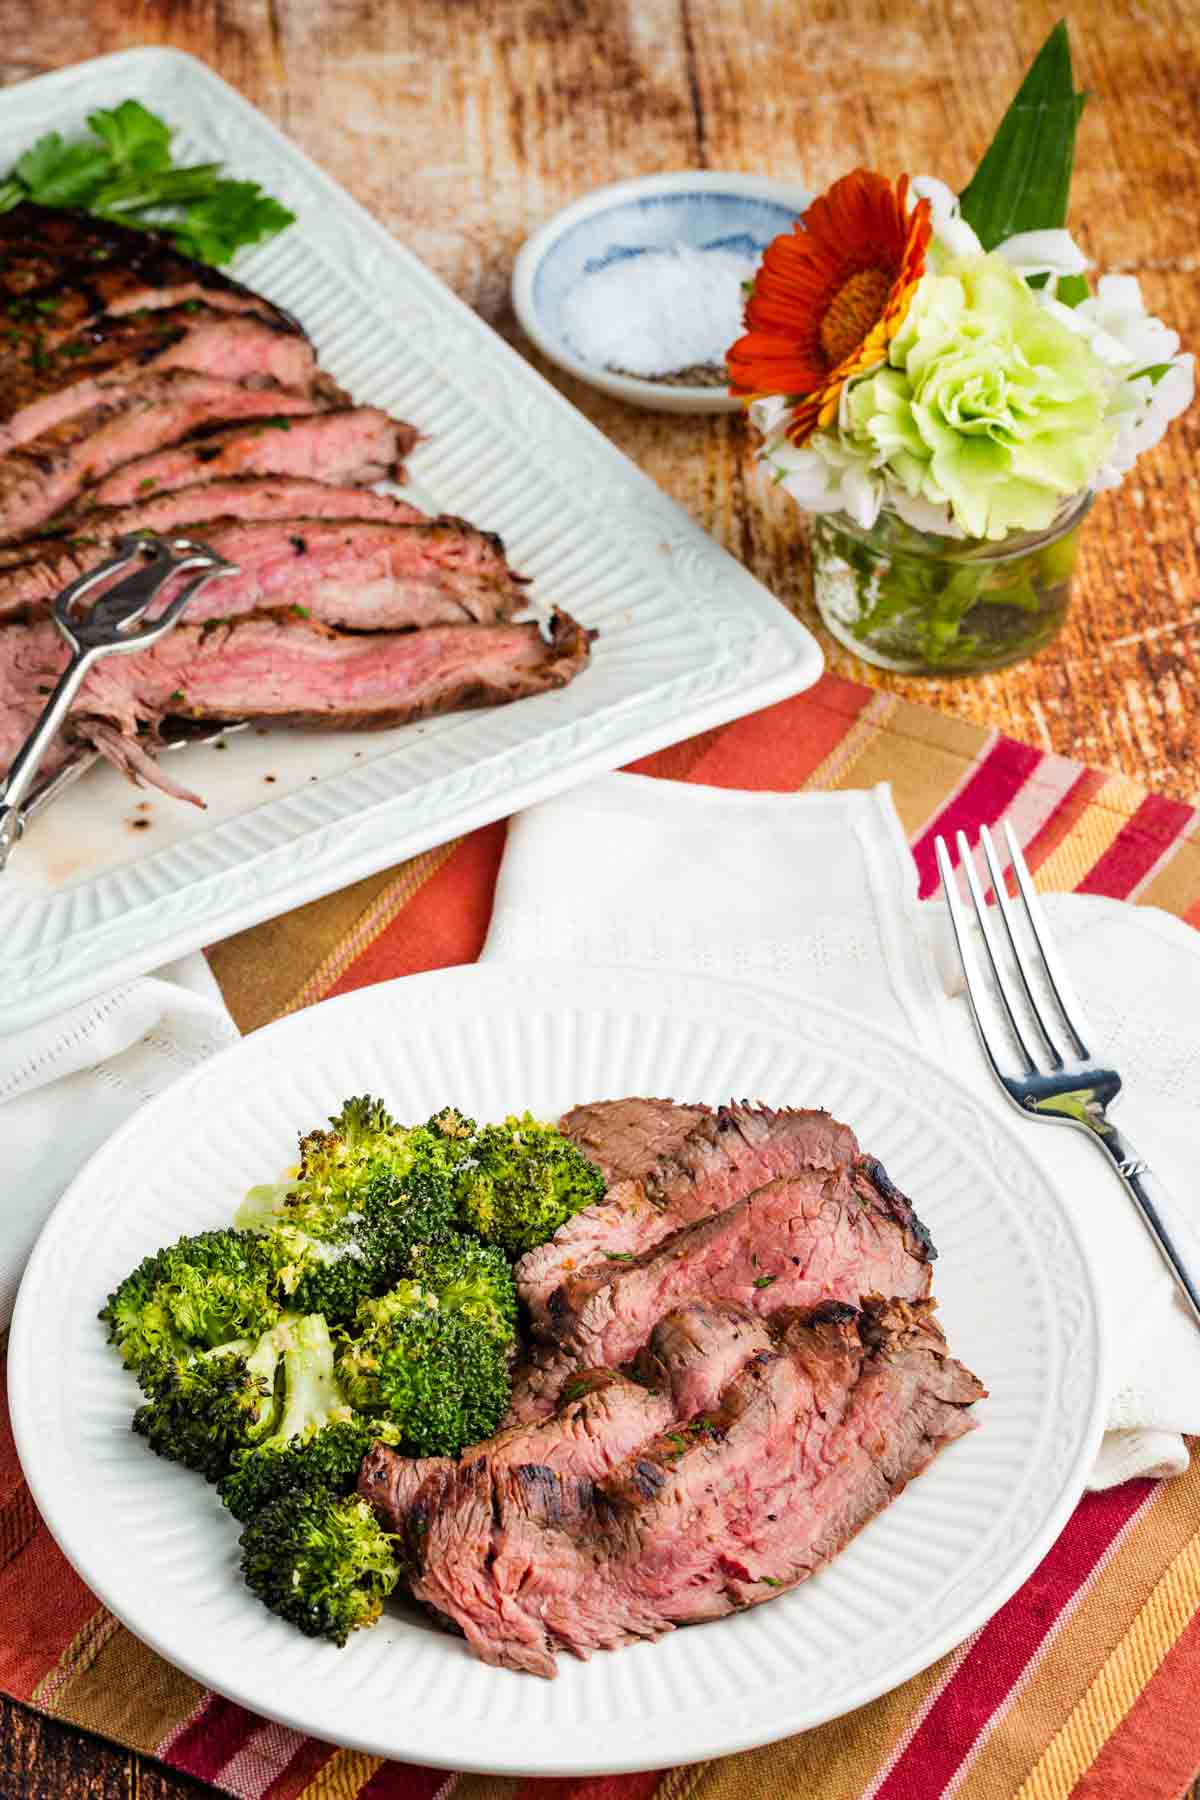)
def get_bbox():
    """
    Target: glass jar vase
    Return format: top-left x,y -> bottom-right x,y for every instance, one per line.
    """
810,494 -> 1093,675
